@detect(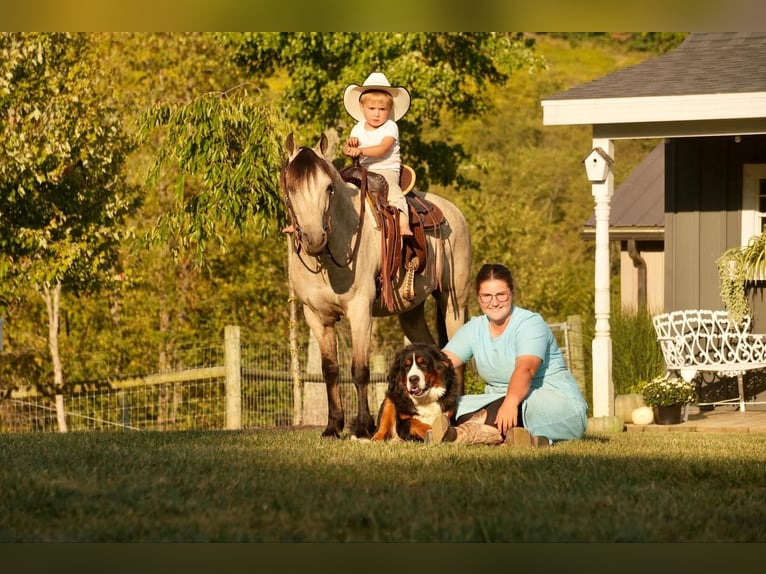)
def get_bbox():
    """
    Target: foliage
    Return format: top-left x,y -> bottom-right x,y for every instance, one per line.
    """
639,375 -> 697,407
547,32 -> 687,54
136,84 -> 288,265
0,430 -> 763,542
0,32 -> 138,301
0,33 -> 673,391
218,32 -> 546,191
610,306 -> 666,395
